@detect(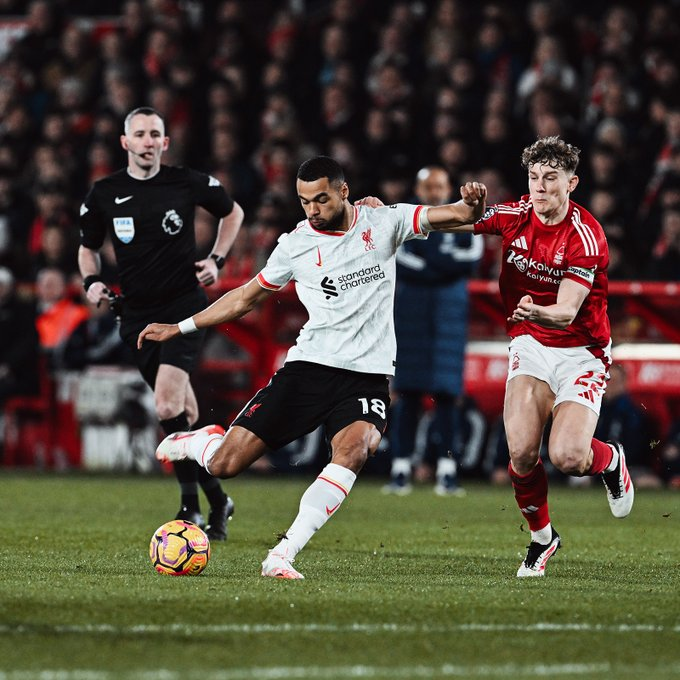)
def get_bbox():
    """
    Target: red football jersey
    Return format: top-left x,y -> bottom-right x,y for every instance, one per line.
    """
474,195 -> 611,348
